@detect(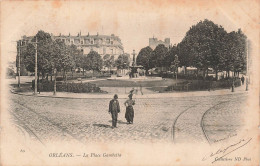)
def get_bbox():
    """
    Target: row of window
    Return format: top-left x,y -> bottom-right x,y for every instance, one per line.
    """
79,47 -> 124,55
57,38 -> 115,45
